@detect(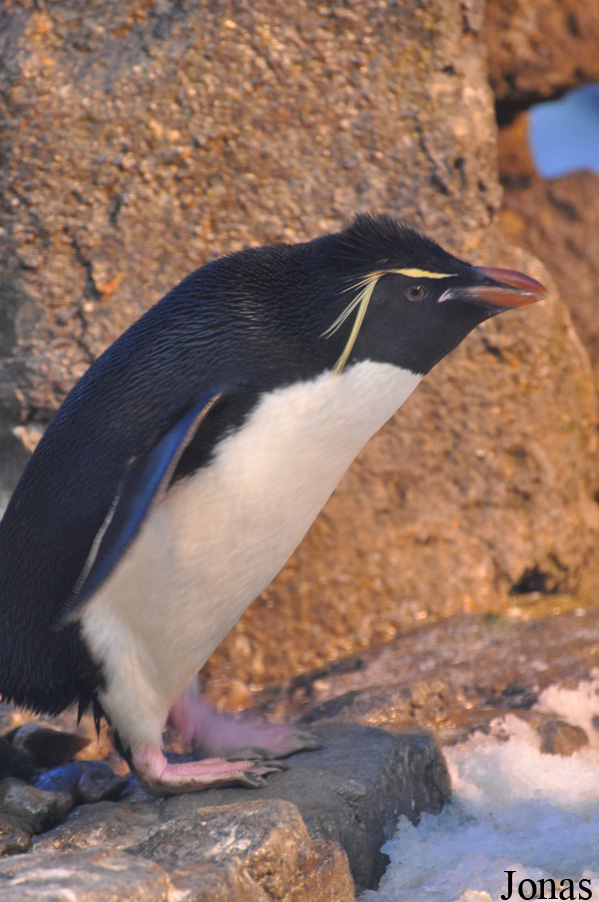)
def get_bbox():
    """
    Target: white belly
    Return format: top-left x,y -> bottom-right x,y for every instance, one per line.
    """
81,361 -> 420,739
